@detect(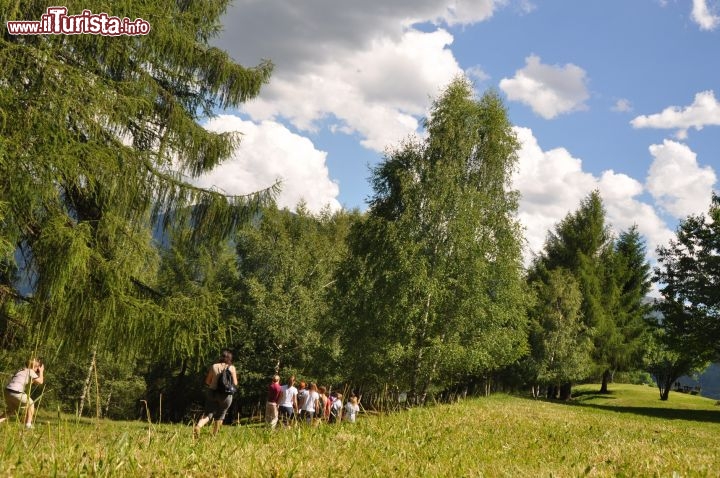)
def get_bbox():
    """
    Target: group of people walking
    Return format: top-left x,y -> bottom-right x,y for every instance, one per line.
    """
265,375 -> 360,428
194,349 -> 360,436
